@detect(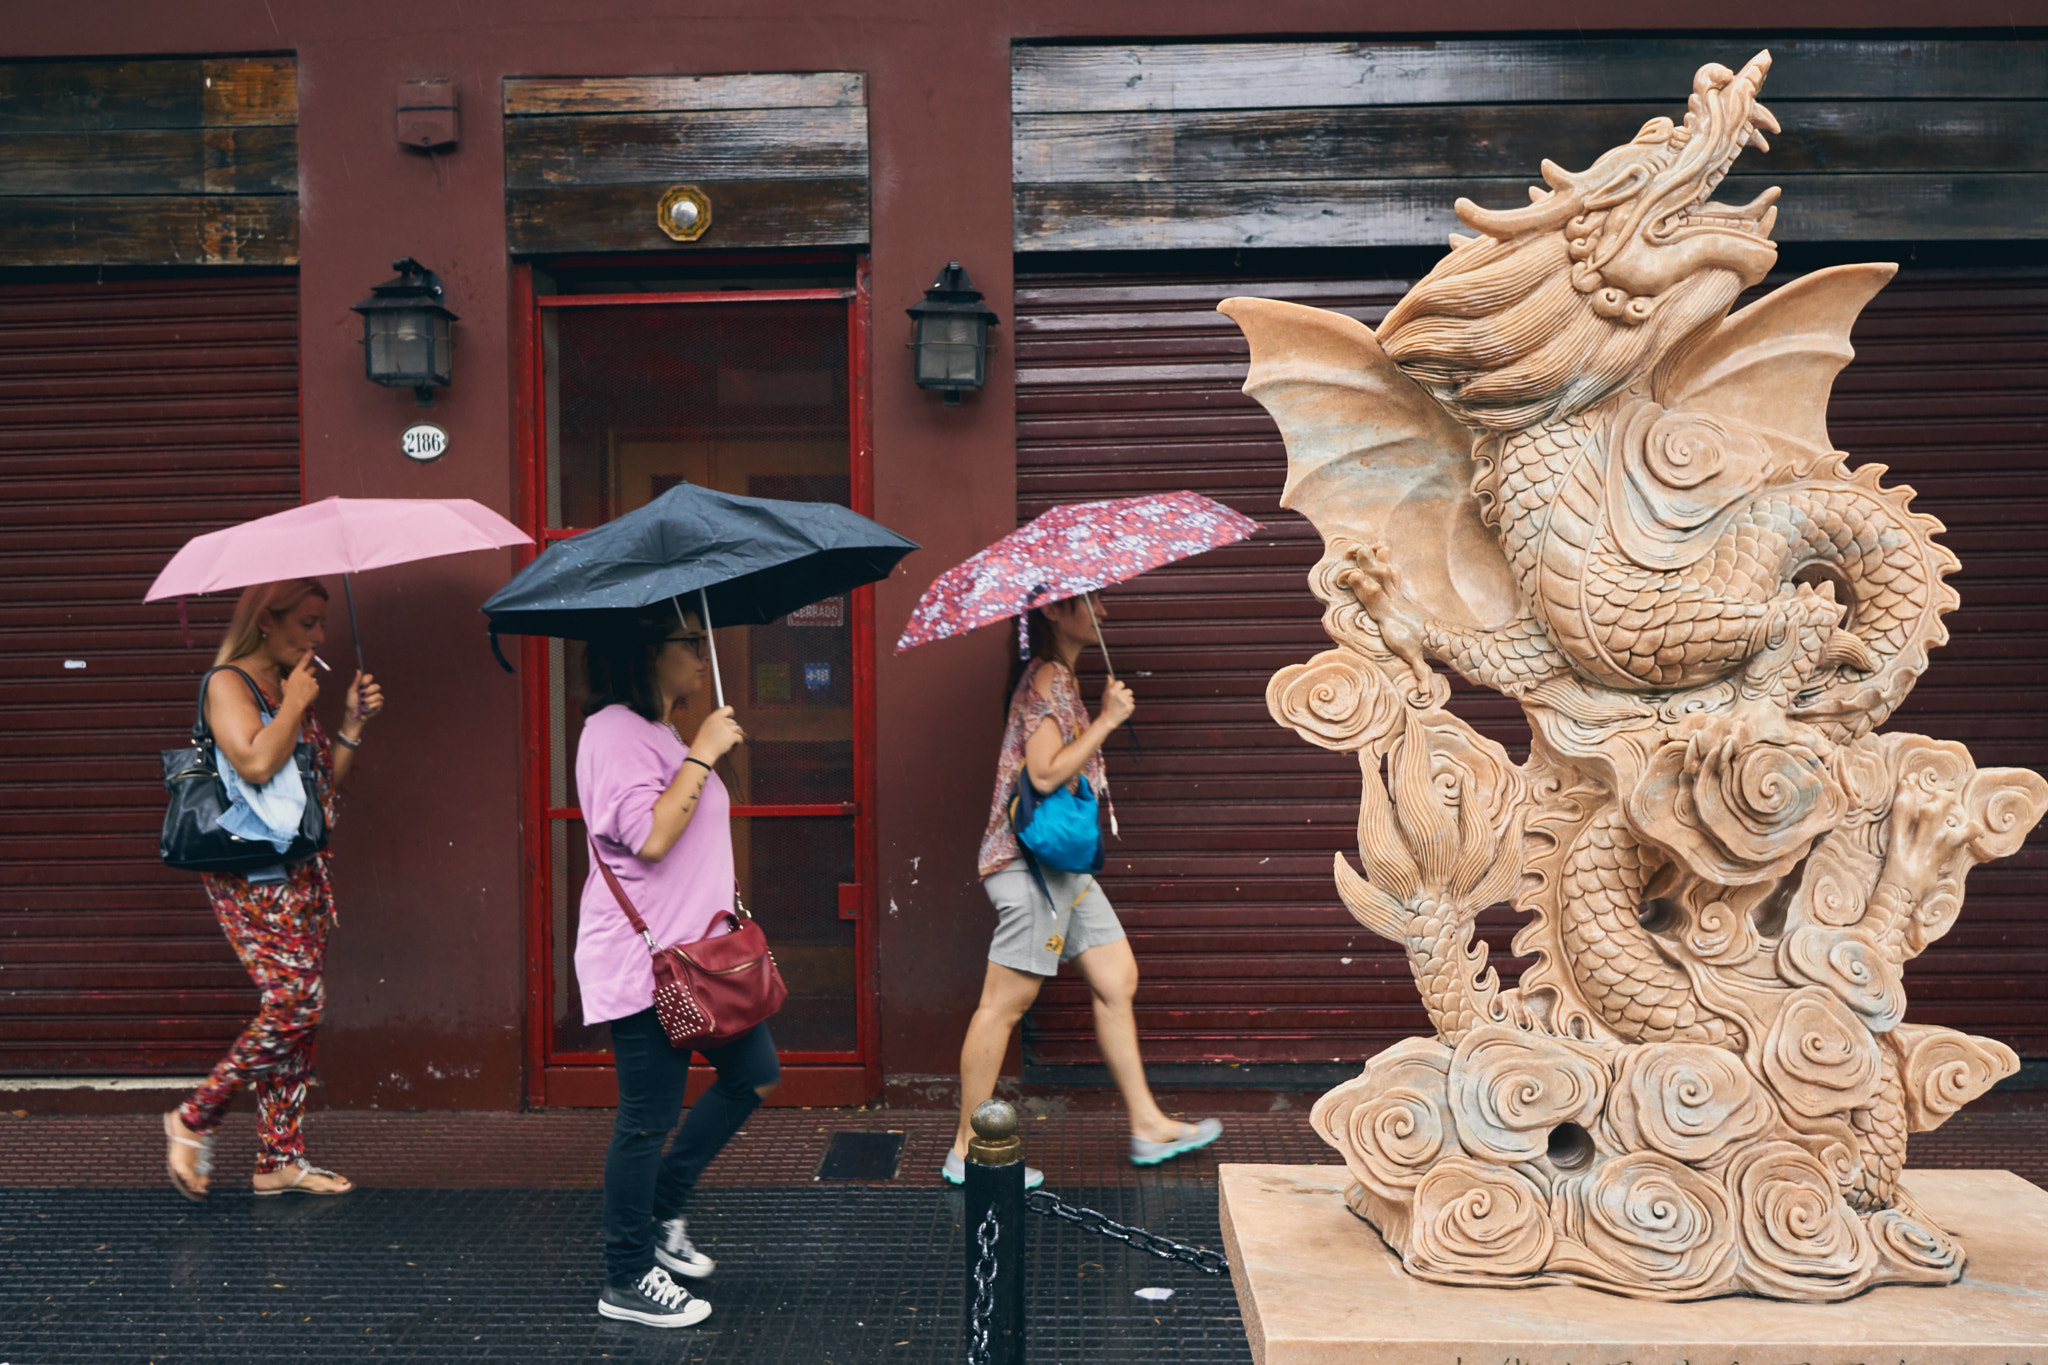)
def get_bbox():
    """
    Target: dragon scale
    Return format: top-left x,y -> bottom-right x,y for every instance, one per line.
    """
1435,410 -> 1945,731
1555,806 -> 1732,1046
